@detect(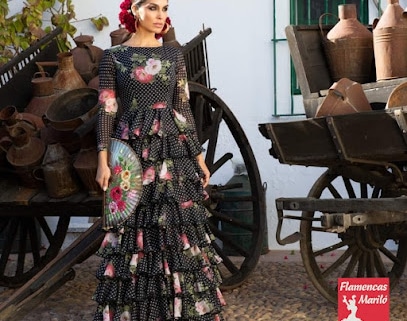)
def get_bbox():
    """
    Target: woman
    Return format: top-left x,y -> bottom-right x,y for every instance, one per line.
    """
93,0 -> 226,320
